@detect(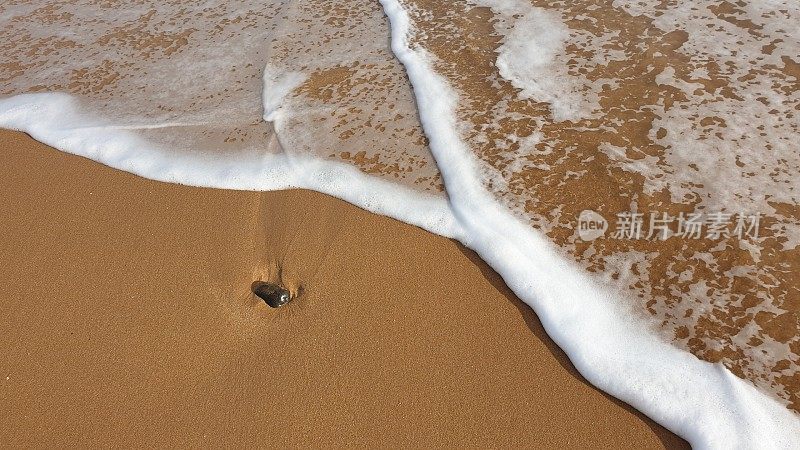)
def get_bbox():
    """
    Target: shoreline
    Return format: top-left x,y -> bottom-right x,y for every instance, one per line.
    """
0,130 -> 686,447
